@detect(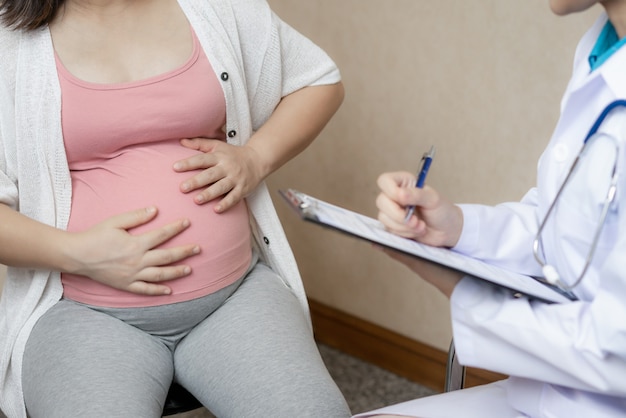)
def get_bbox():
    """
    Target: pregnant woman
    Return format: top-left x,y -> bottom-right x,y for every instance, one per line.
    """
0,0 -> 348,417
